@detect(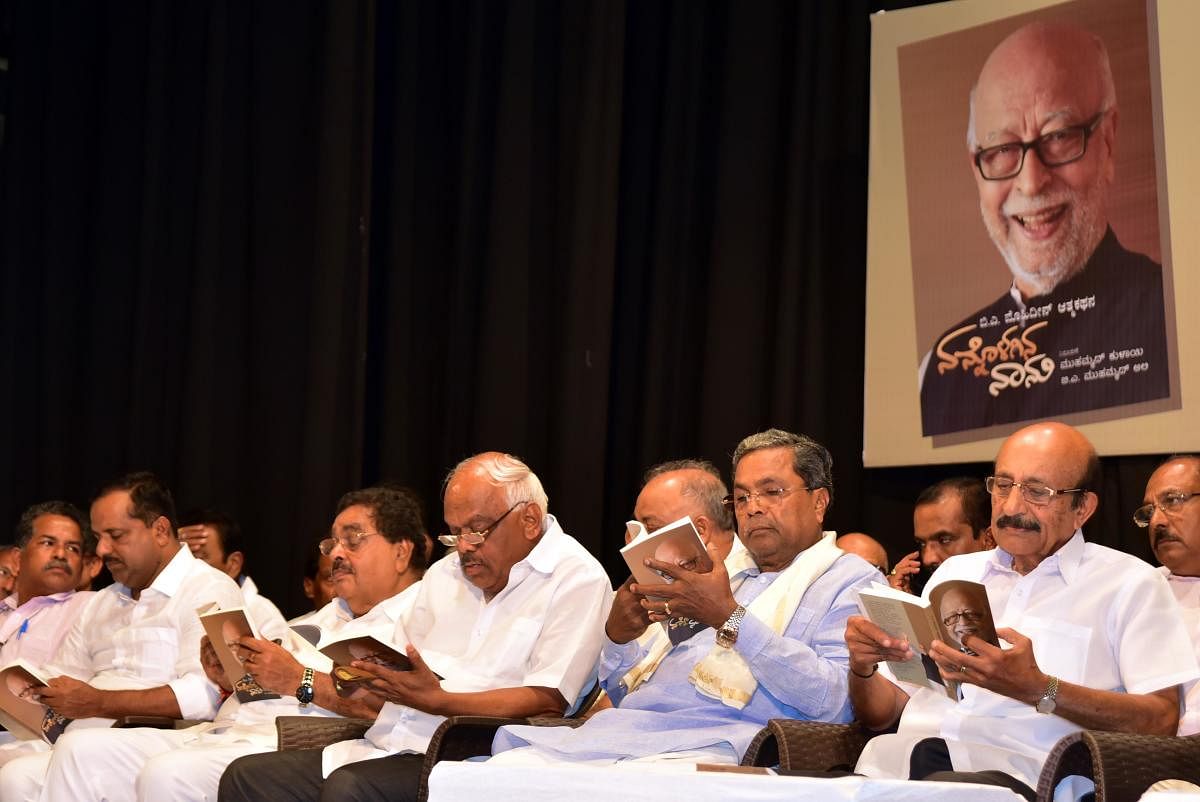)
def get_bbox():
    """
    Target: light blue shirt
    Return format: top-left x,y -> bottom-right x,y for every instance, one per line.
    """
492,551 -> 879,761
